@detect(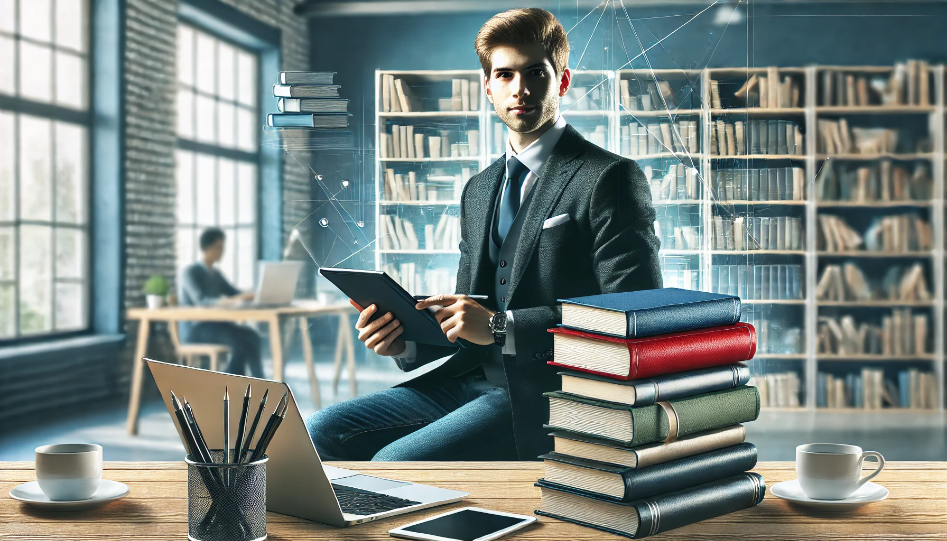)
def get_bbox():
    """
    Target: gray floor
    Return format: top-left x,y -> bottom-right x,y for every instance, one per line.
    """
2,349 -> 945,462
